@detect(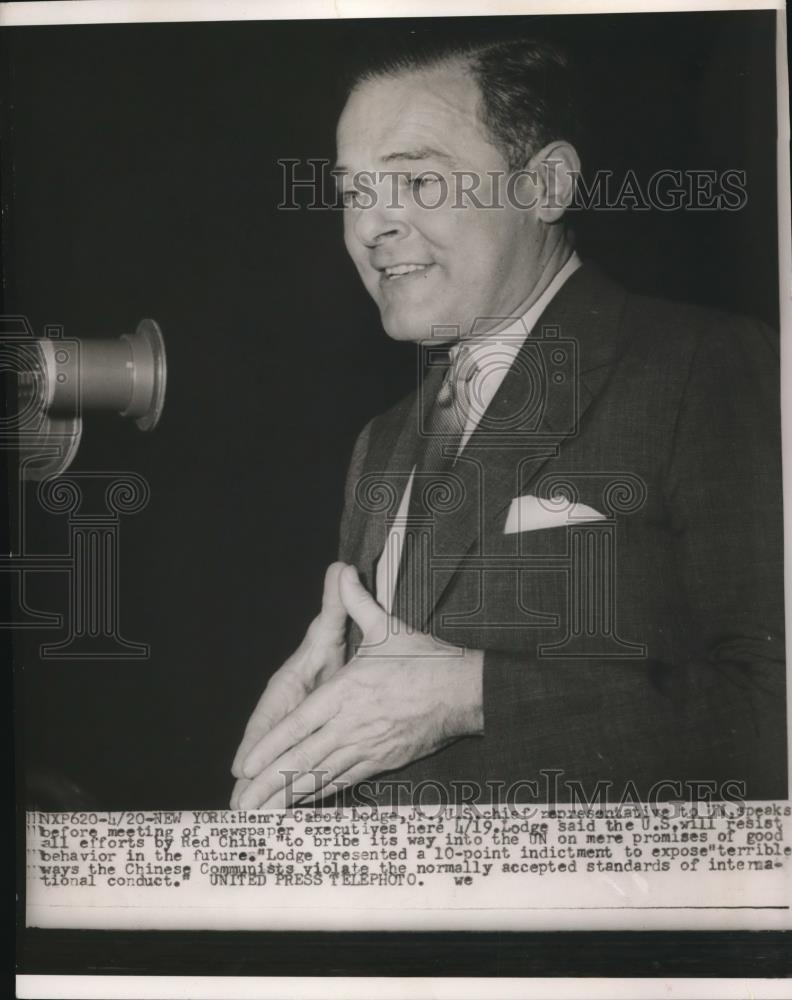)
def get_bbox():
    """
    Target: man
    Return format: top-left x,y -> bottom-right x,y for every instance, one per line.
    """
231,38 -> 786,809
